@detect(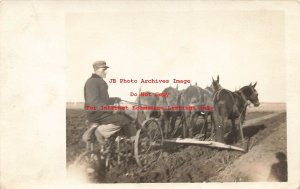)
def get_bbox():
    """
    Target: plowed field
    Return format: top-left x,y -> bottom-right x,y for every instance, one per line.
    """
66,103 -> 286,182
